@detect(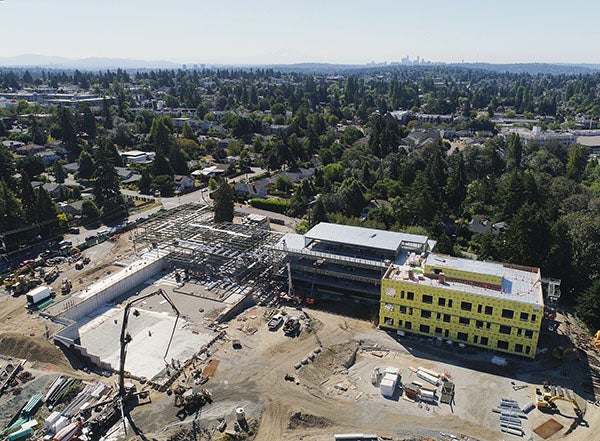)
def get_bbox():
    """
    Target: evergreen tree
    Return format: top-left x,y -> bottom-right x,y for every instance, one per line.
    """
19,170 -> 37,223
149,115 -> 173,156
152,153 -> 174,177
575,279 -> 600,329
0,181 -> 25,247
168,147 -> 190,175
0,144 -> 15,183
78,151 -> 95,179
506,133 -> 522,170
102,98 -> 113,129
339,177 -> 366,217
212,178 -> 234,223
182,122 -> 196,140
138,168 -> 152,194
566,144 -> 588,181
92,144 -> 122,211
81,105 -> 97,139
57,106 -> 78,153
17,156 -> 45,178
310,197 -> 328,227
53,161 -> 66,184
81,199 -> 101,224
29,118 -> 46,145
